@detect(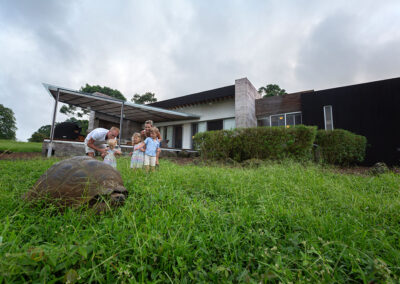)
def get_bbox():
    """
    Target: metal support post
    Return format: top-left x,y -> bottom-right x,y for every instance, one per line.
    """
47,88 -> 60,157
119,102 -> 124,145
